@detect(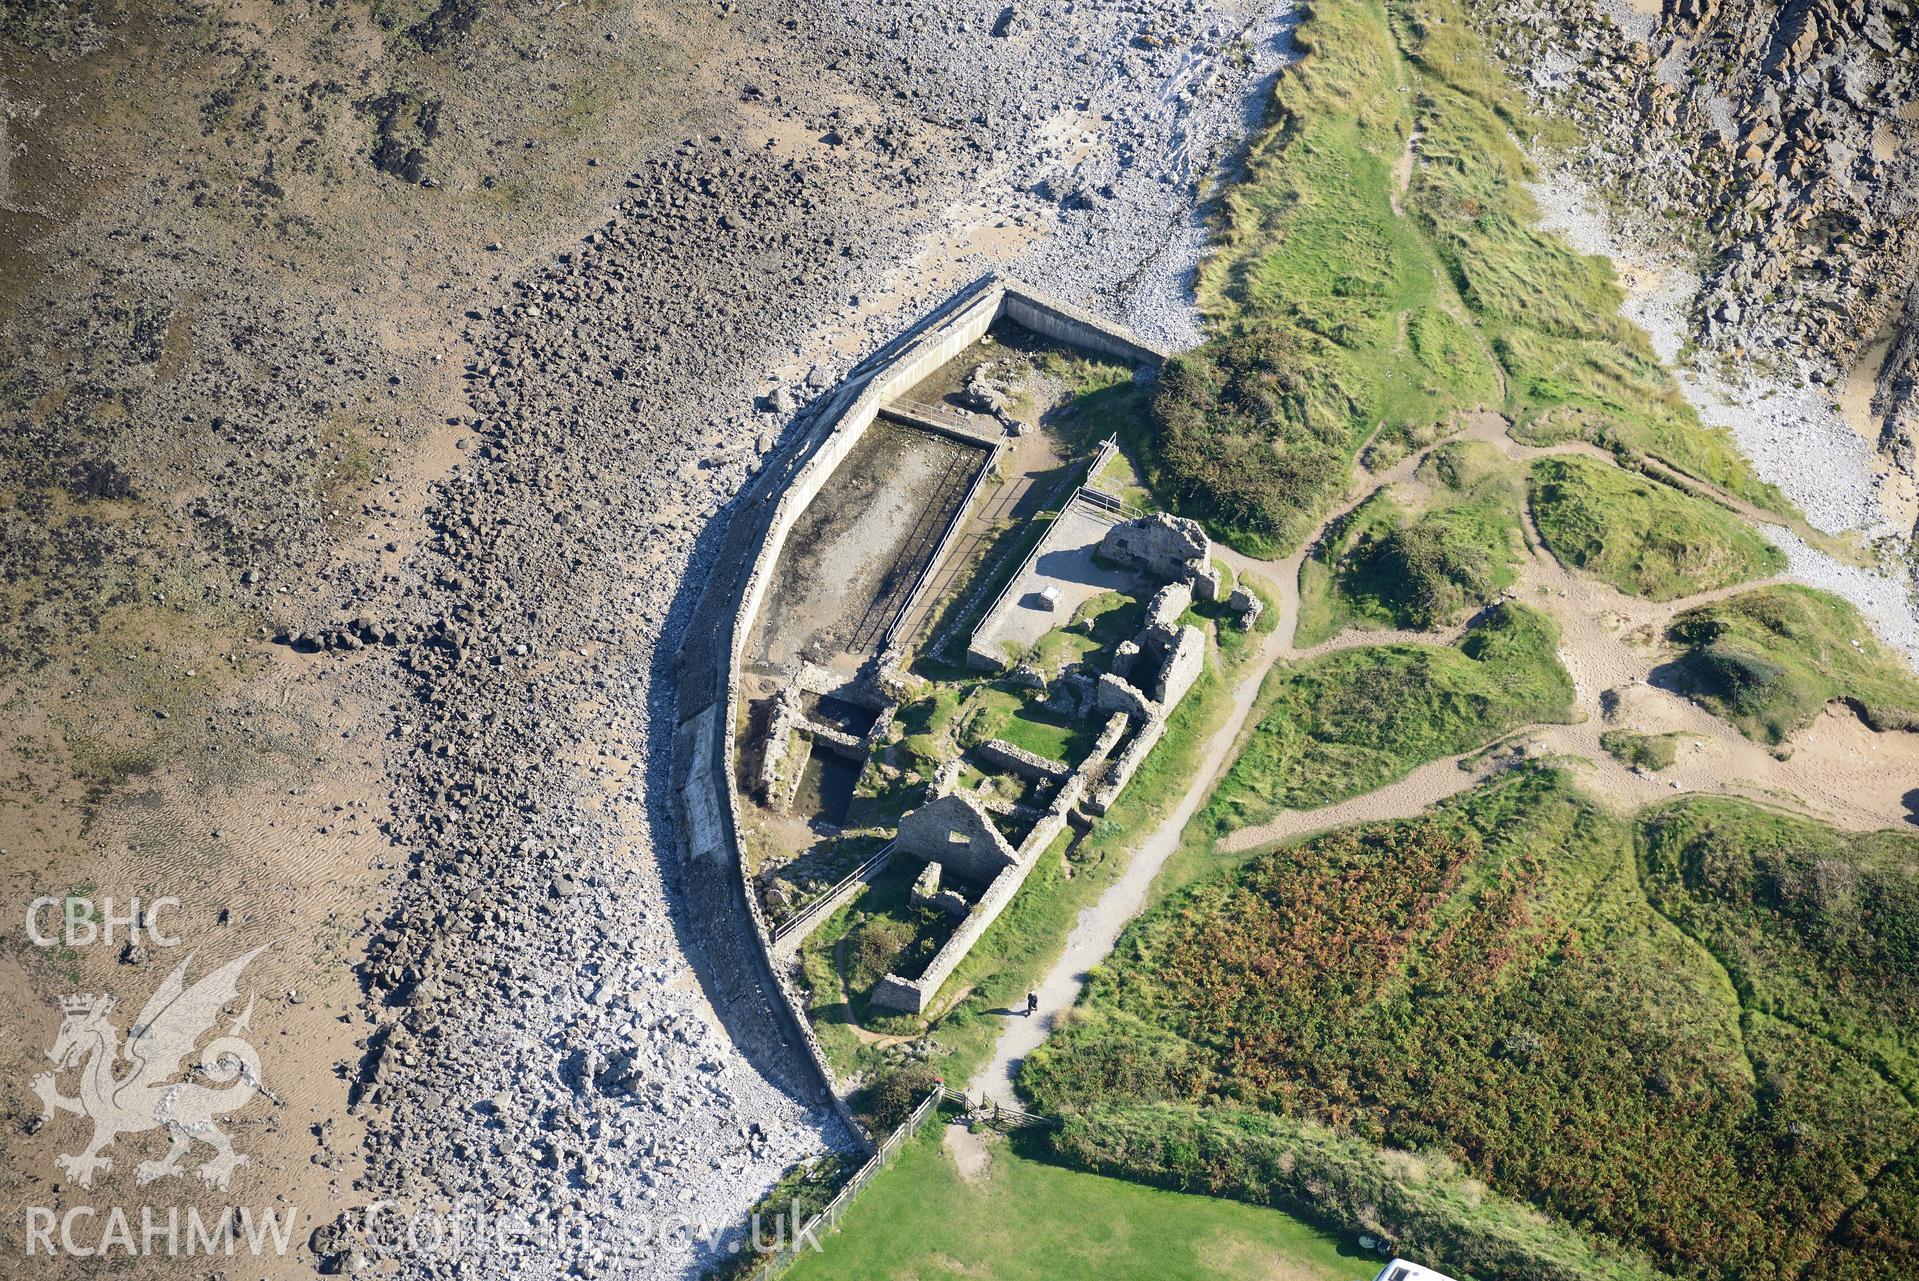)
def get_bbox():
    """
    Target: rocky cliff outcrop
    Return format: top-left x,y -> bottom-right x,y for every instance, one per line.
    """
1472,0 -> 1919,478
